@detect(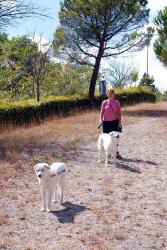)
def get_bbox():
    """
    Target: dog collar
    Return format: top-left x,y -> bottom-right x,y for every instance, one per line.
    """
50,169 -> 66,177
